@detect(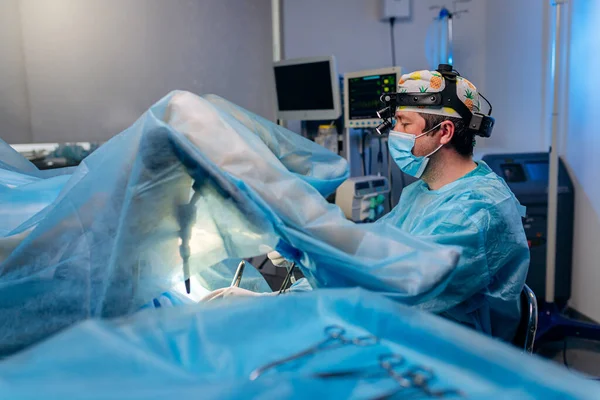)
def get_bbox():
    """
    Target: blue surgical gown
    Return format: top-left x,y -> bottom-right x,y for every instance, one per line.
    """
377,161 -> 530,341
